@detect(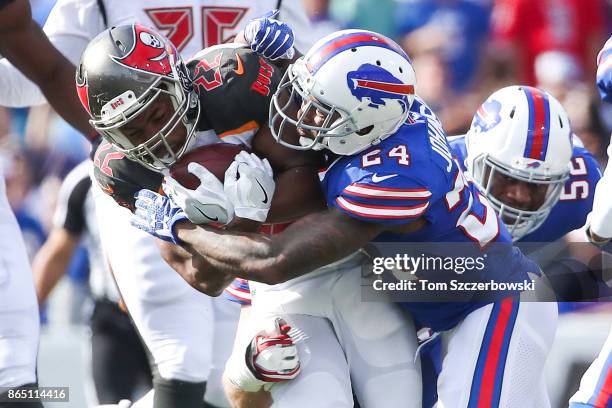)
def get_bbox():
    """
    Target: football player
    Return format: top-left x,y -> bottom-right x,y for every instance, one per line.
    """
414,85 -> 601,407
569,34 -> 612,408
0,1 -> 50,405
32,160 -> 153,404
0,2 -> 317,407
82,25 -> 422,408
133,29 -> 558,407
